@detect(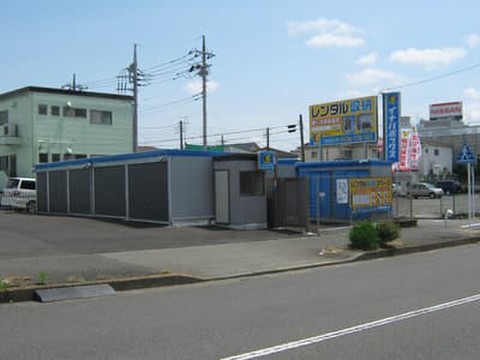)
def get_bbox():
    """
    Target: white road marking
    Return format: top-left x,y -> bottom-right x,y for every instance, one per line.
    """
221,293 -> 480,360
460,223 -> 480,228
